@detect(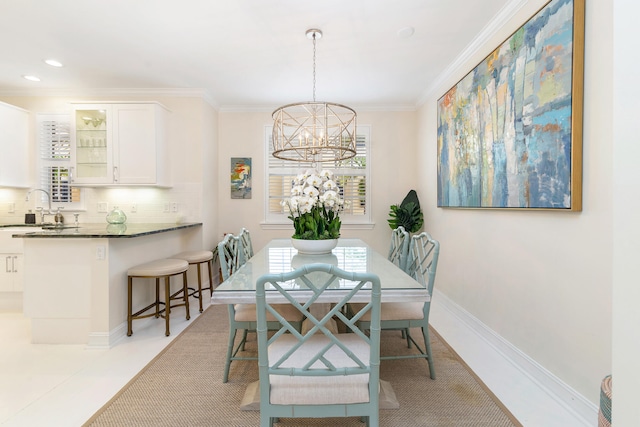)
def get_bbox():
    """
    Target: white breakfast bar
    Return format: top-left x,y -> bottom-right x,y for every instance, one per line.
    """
12,223 -> 203,347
